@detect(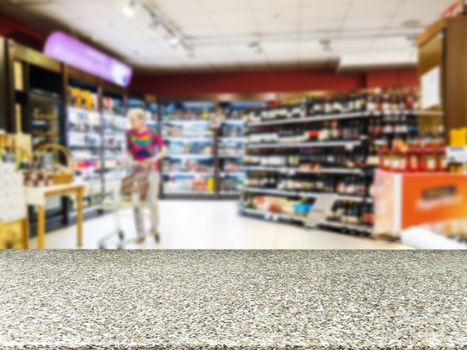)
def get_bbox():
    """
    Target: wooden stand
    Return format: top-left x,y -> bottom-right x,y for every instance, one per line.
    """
418,16 -> 467,143
25,183 -> 85,249
0,219 -> 28,249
